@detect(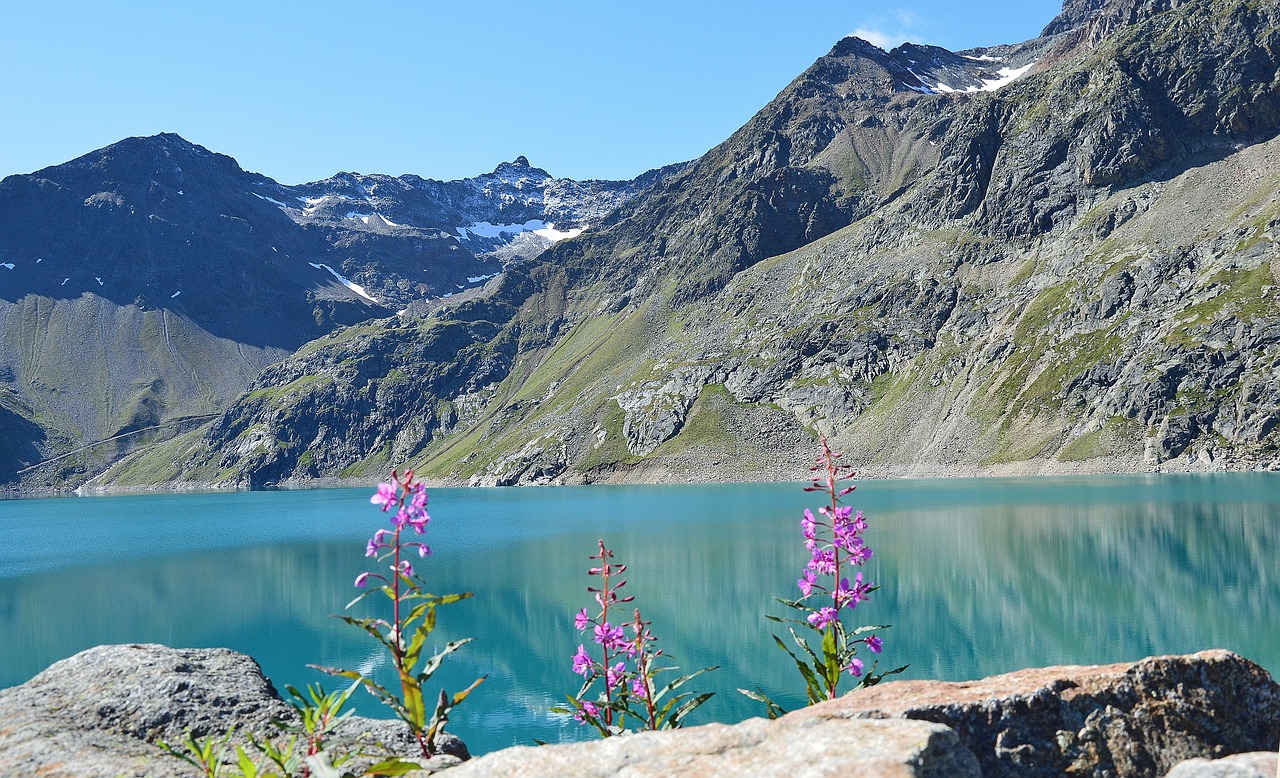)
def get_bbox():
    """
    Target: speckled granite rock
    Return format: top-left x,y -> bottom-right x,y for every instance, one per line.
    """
0,643 -> 465,777
442,716 -> 980,778
830,650 -> 1280,777
3,645 -> 1277,777
1172,752 -> 1280,778
1163,751 -> 1279,777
